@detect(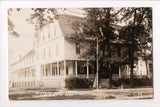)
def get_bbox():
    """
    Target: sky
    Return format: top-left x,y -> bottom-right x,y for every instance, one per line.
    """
8,8 -> 85,65
8,8 -> 35,65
